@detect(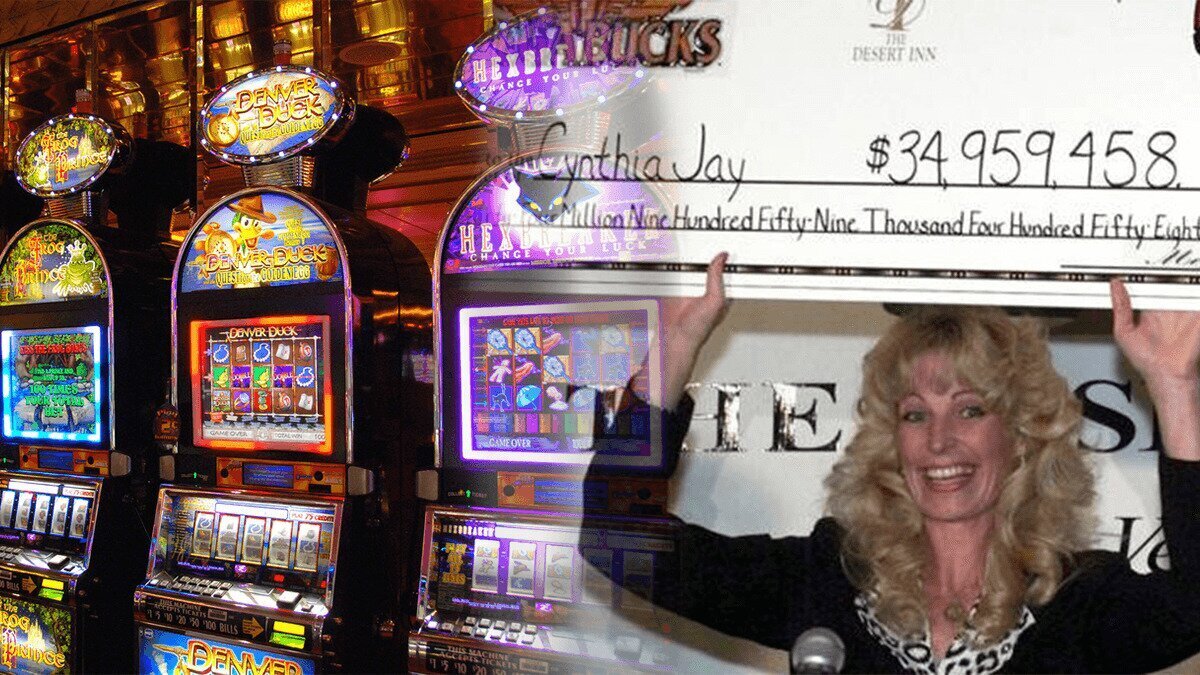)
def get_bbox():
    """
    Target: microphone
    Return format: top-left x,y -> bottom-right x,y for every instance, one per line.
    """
790,627 -> 845,674
1194,0 -> 1200,54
